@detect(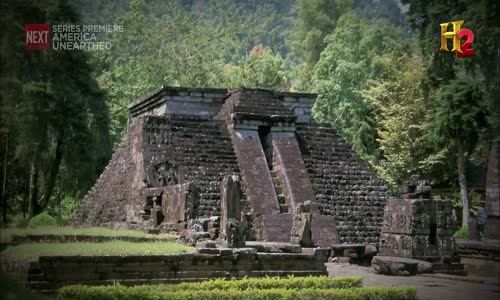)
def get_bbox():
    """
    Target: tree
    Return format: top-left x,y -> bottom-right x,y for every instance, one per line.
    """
223,45 -> 287,90
313,13 -> 403,162
426,78 -> 488,228
0,0 -> 111,221
361,40 -> 434,189
288,0 -> 352,91
97,0 -> 246,144
402,0 -> 498,228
